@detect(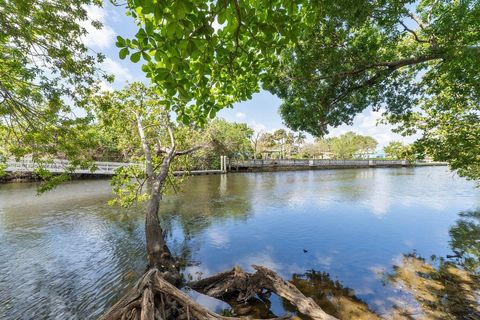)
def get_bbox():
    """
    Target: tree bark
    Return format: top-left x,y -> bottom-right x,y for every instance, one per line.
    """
189,266 -> 339,320
145,153 -> 179,283
100,268 -> 292,320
